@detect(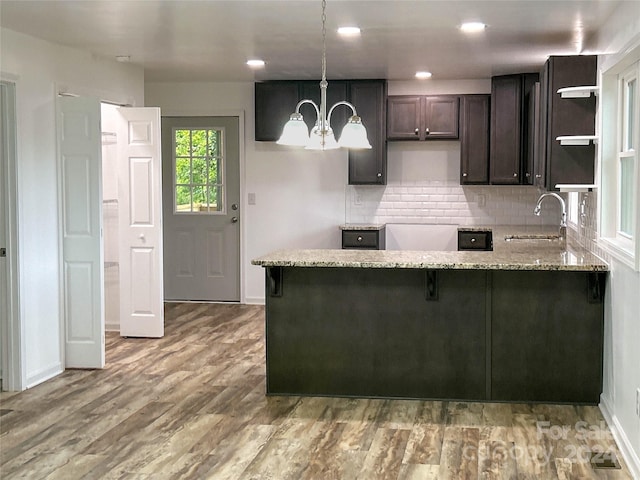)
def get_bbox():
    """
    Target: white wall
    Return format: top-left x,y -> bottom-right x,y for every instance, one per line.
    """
585,2 -> 640,476
0,27 -> 144,388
